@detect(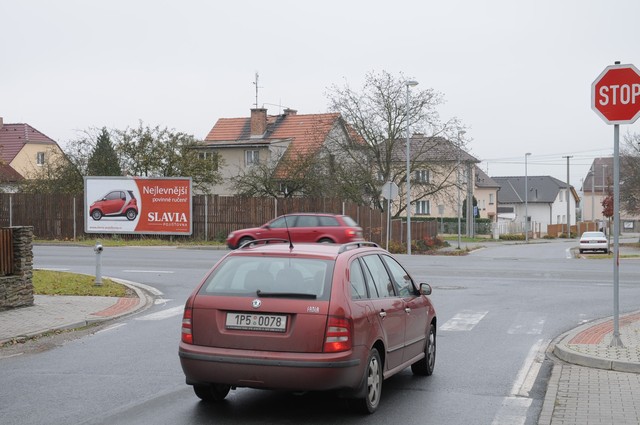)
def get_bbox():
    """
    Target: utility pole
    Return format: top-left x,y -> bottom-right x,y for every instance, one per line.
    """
563,156 -> 573,237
